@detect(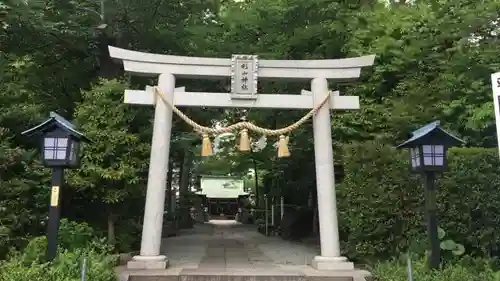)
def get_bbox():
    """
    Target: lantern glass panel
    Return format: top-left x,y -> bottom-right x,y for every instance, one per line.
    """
69,140 -> 80,166
410,147 -> 421,168
43,137 -> 69,160
422,145 -> 444,167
